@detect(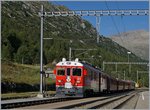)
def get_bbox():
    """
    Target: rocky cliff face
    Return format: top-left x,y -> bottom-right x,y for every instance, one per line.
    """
111,30 -> 149,61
